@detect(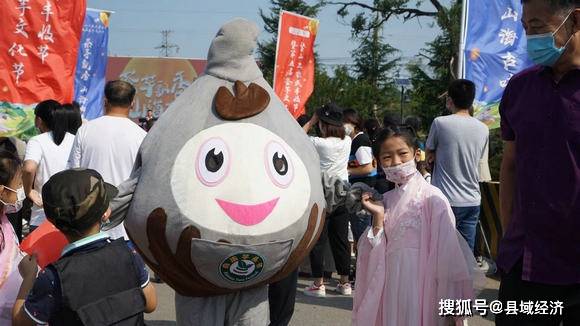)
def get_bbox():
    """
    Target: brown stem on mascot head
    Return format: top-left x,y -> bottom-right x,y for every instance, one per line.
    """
214,81 -> 270,120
